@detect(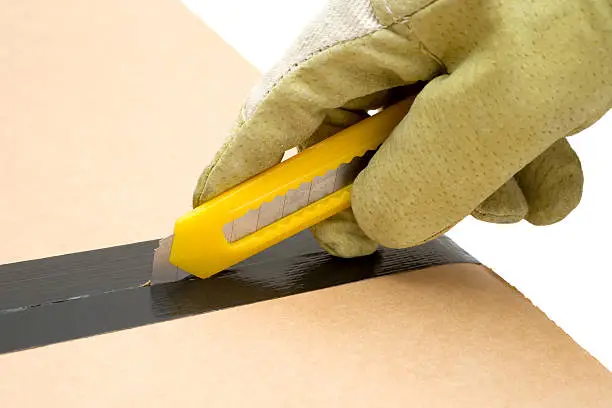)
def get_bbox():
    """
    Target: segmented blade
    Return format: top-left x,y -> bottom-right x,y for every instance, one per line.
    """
151,235 -> 190,285
223,151 -> 375,243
